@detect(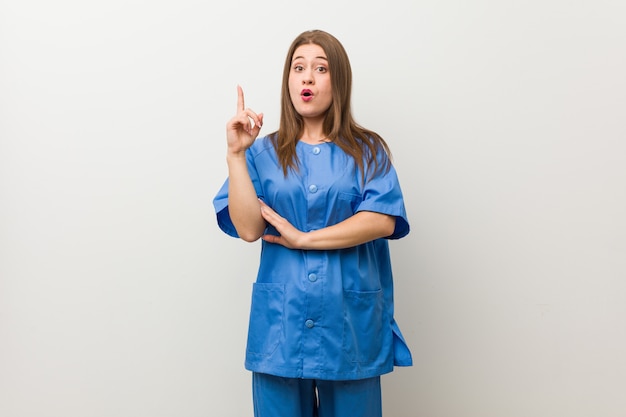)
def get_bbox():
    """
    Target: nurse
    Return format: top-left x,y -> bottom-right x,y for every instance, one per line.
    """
214,29 -> 412,417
